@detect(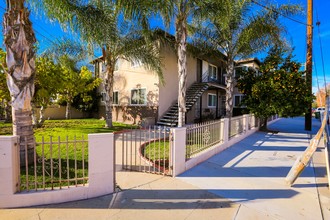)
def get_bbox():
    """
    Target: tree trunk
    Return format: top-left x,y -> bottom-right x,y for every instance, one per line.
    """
38,105 -> 45,126
104,53 -> 114,128
66,101 -> 72,119
176,5 -> 188,127
225,58 -> 235,118
259,117 -> 268,131
31,102 -> 38,126
4,0 -> 36,166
